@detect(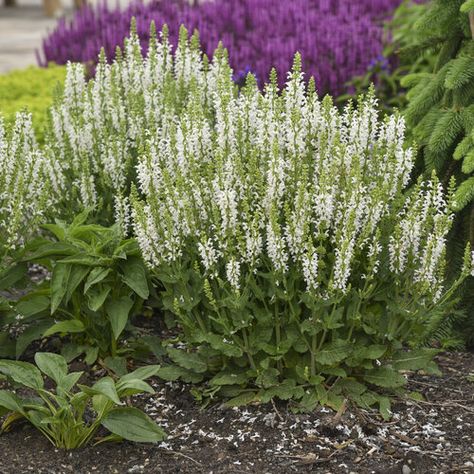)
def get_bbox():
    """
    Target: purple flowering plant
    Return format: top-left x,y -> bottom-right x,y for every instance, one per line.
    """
40,0 -> 406,95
